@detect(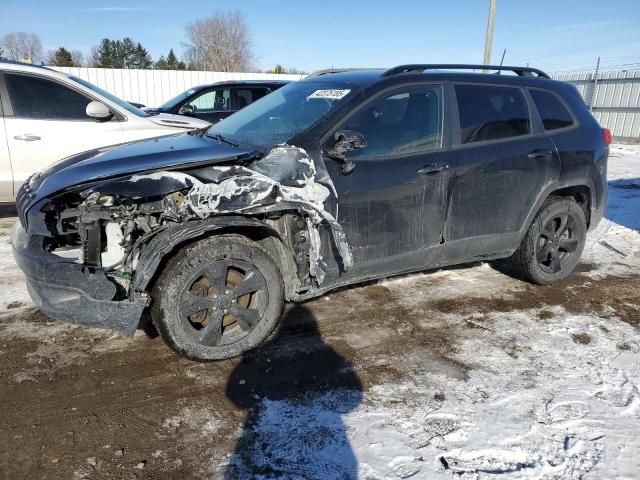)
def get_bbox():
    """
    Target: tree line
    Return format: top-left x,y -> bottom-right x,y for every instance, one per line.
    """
0,10 -> 306,74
